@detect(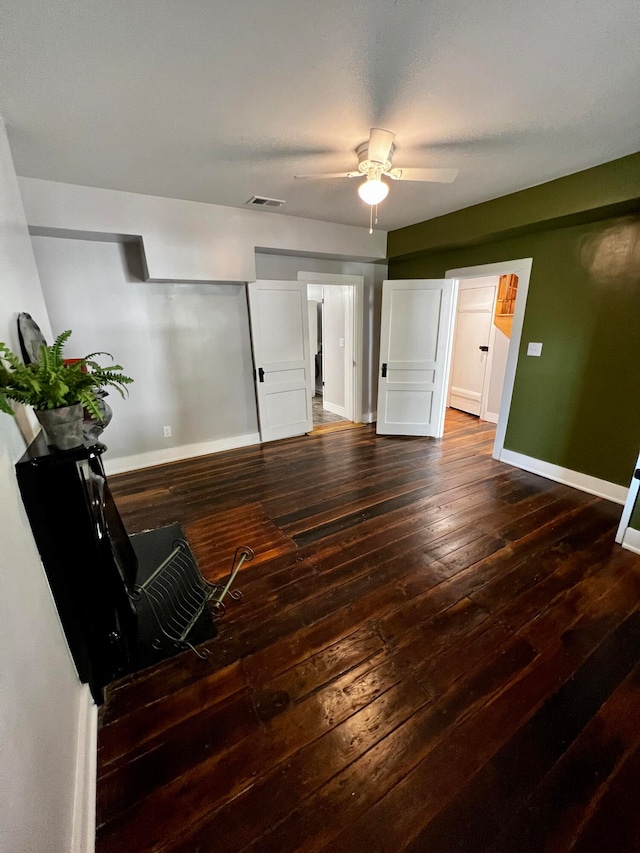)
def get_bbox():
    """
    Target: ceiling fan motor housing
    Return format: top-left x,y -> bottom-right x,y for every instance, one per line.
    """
356,140 -> 395,174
